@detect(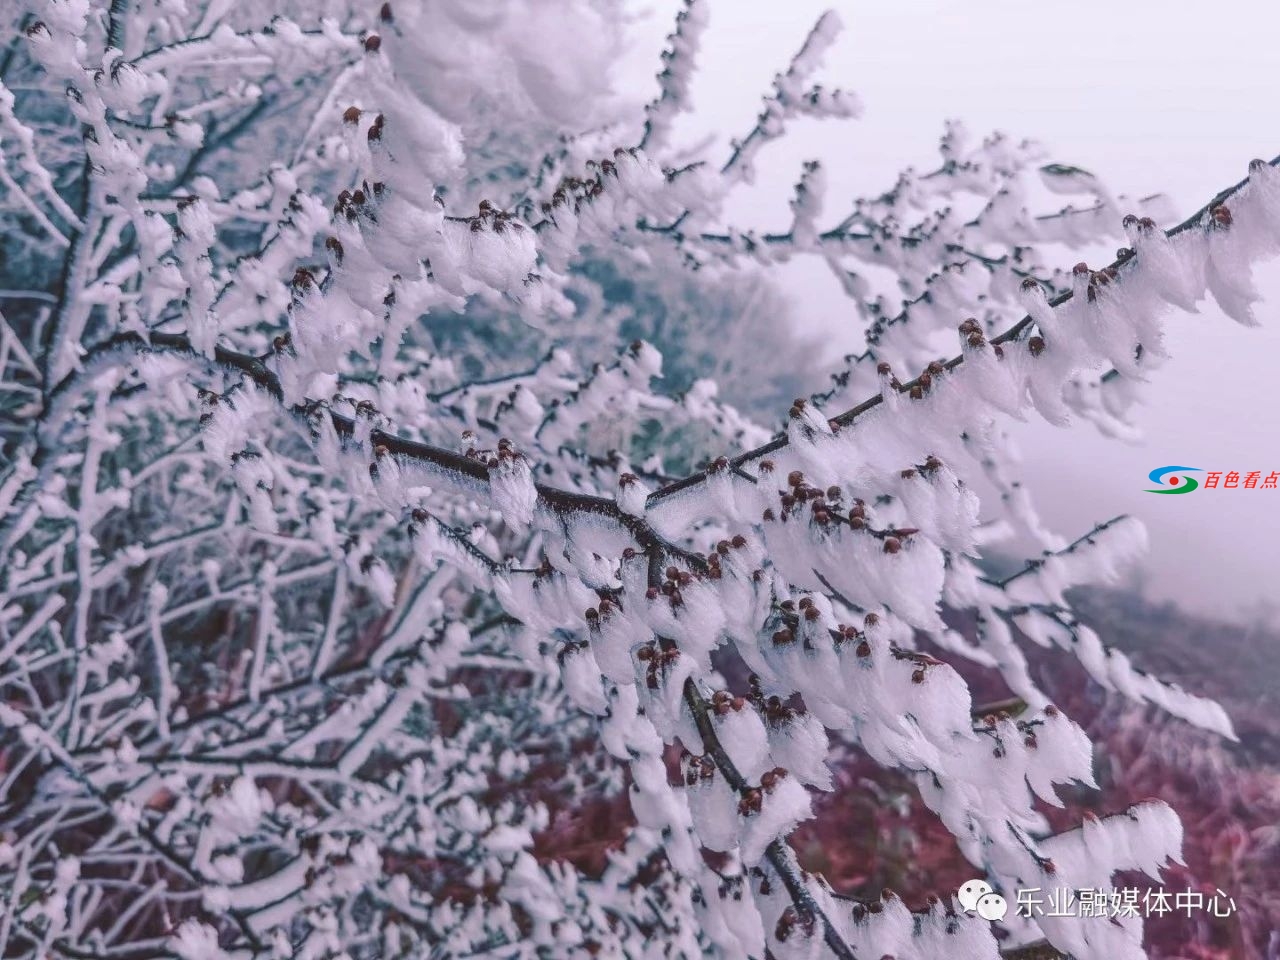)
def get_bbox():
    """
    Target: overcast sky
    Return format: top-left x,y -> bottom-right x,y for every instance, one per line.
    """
621,1 -> 1280,624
